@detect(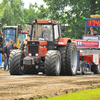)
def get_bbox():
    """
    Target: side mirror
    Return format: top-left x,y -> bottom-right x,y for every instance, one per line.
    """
61,25 -> 65,31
